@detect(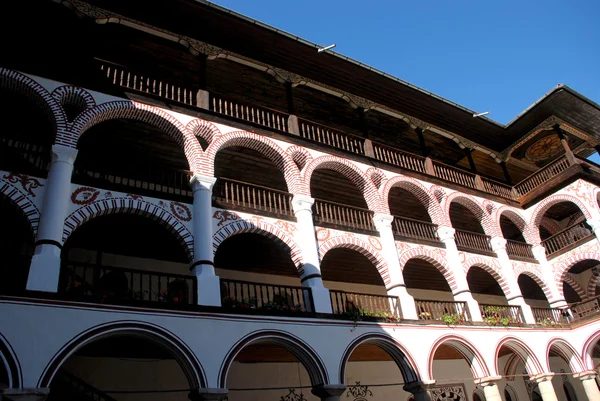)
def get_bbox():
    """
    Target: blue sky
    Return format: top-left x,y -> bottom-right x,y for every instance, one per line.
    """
211,0 -> 599,157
